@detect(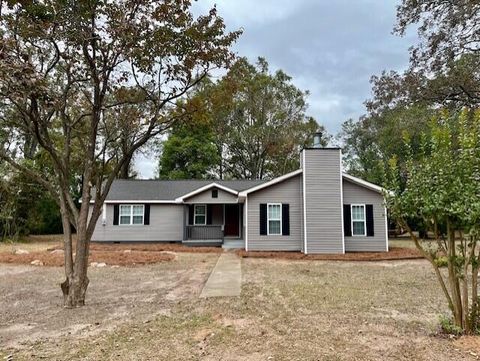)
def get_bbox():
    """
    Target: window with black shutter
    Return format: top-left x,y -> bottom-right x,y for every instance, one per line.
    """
366,204 -> 374,237
260,204 -> 267,235
343,204 -> 351,237
282,204 -> 290,236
